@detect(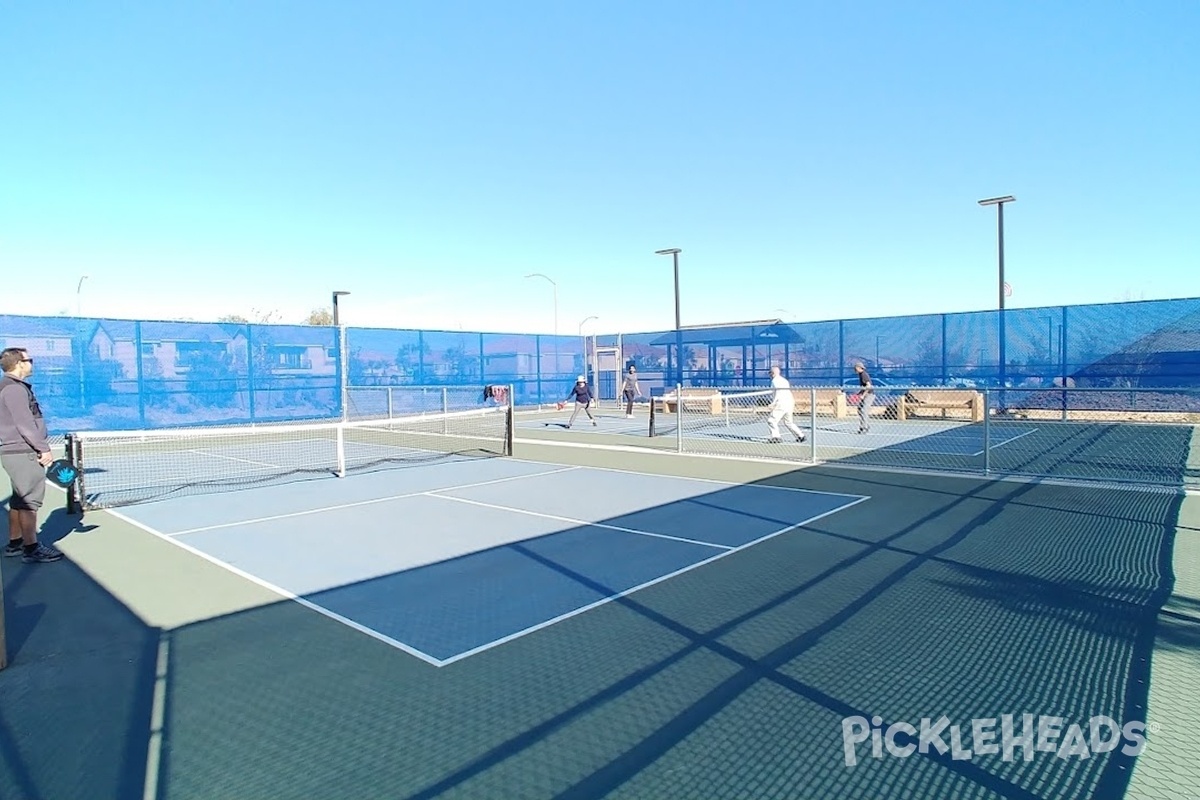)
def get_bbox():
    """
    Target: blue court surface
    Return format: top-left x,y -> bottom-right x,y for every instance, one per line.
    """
108,456 -> 868,665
